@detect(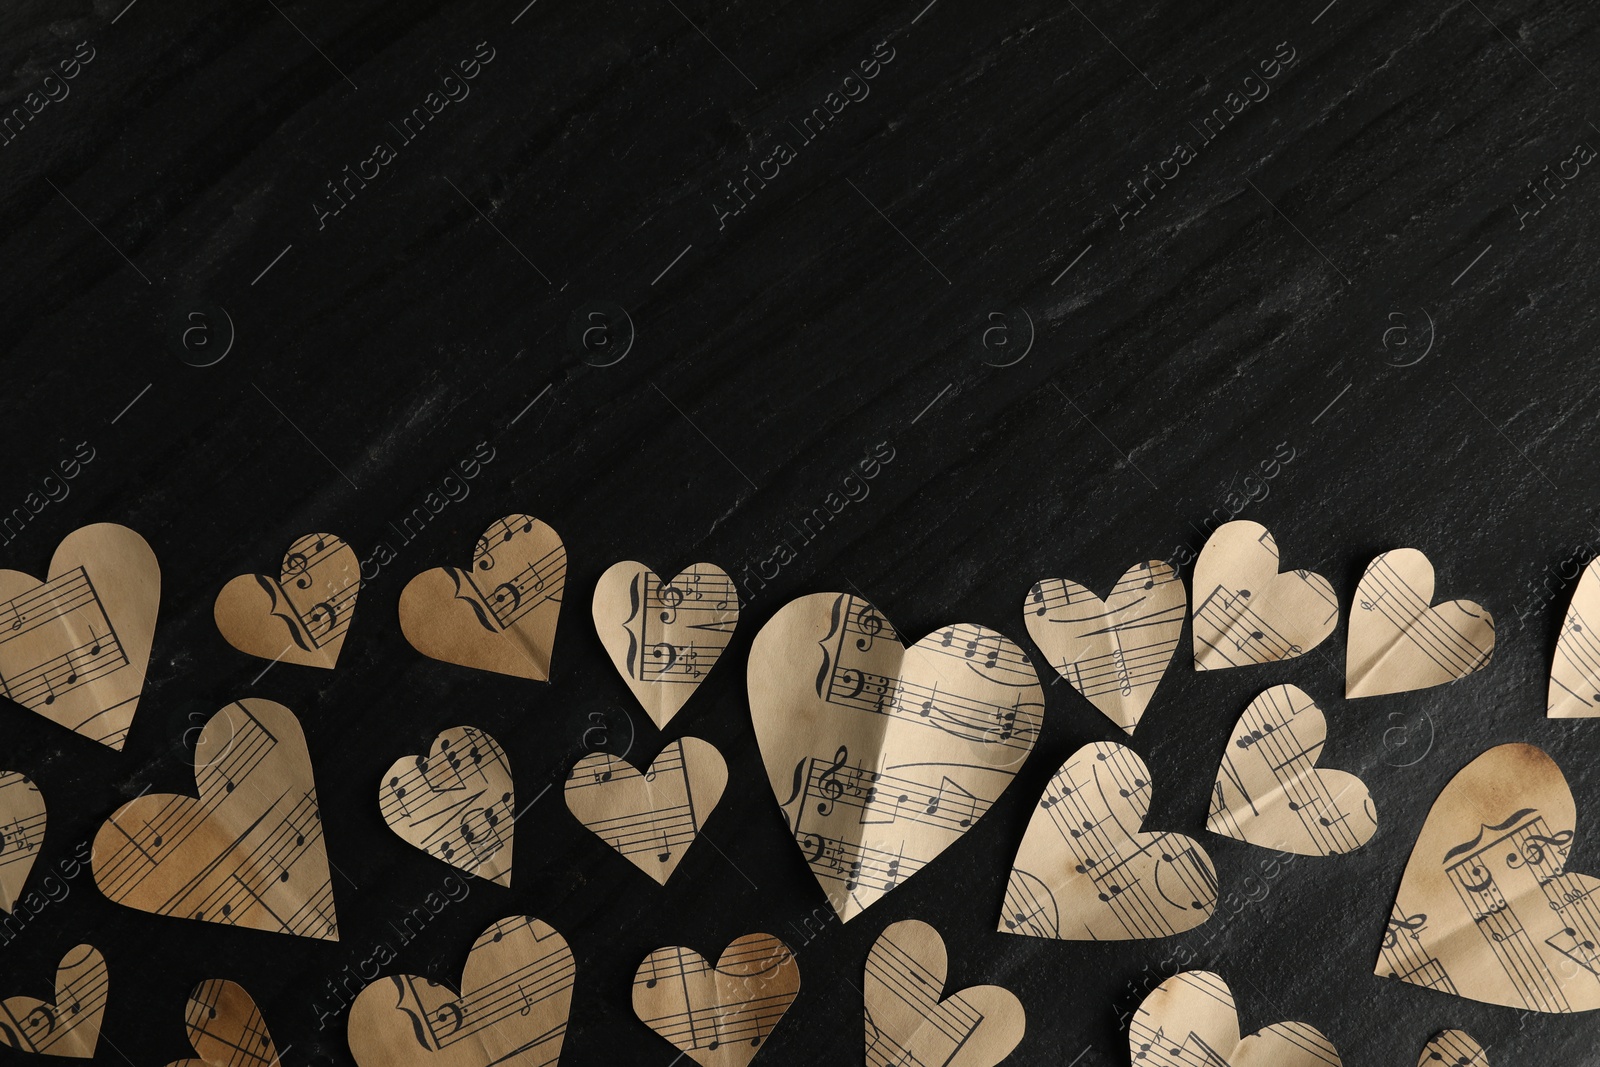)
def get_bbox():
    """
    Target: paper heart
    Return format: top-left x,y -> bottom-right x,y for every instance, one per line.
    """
0,770 -> 46,912
1347,548 -> 1494,698
1192,521 -> 1336,671
348,915 -> 574,1067
164,980 -> 280,1067
1024,560 -> 1185,733
1129,970 -> 1341,1066
0,522 -> 159,749
399,515 -> 566,680
1207,685 -> 1377,856
1378,743 -> 1600,1012
864,919 -> 1024,1067
1548,555 -> 1600,717
214,533 -> 360,669
1000,741 -> 1216,940
592,561 -> 739,728
91,698 -> 338,940
0,943 -> 107,1058
565,737 -> 727,884
633,933 -> 800,1067
1419,1030 -> 1488,1066
379,726 -> 516,885
749,592 -> 1043,921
